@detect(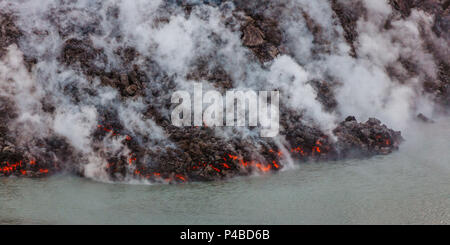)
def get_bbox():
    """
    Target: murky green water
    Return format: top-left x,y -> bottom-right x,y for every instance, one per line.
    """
1,120 -> 449,224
